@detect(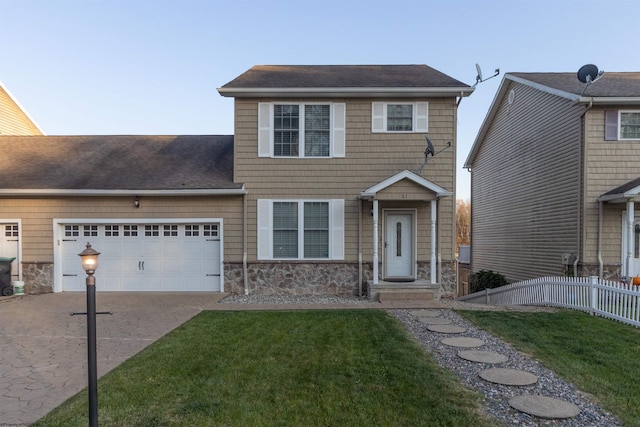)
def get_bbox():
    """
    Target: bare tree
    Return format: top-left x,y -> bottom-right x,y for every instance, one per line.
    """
456,199 -> 470,247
